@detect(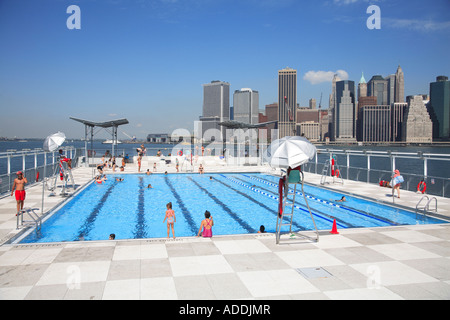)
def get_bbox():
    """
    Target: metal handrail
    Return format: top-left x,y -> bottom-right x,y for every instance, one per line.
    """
416,196 -> 429,213
16,207 -> 41,231
425,197 -> 438,213
415,196 -> 438,216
